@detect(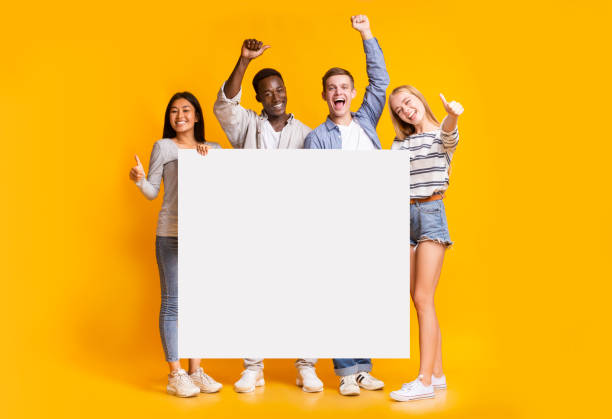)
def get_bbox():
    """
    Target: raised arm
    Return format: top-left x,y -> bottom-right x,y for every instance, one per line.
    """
214,39 -> 270,148
224,39 -> 270,99
352,15 -> 390,124
439,93 -> 464,149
